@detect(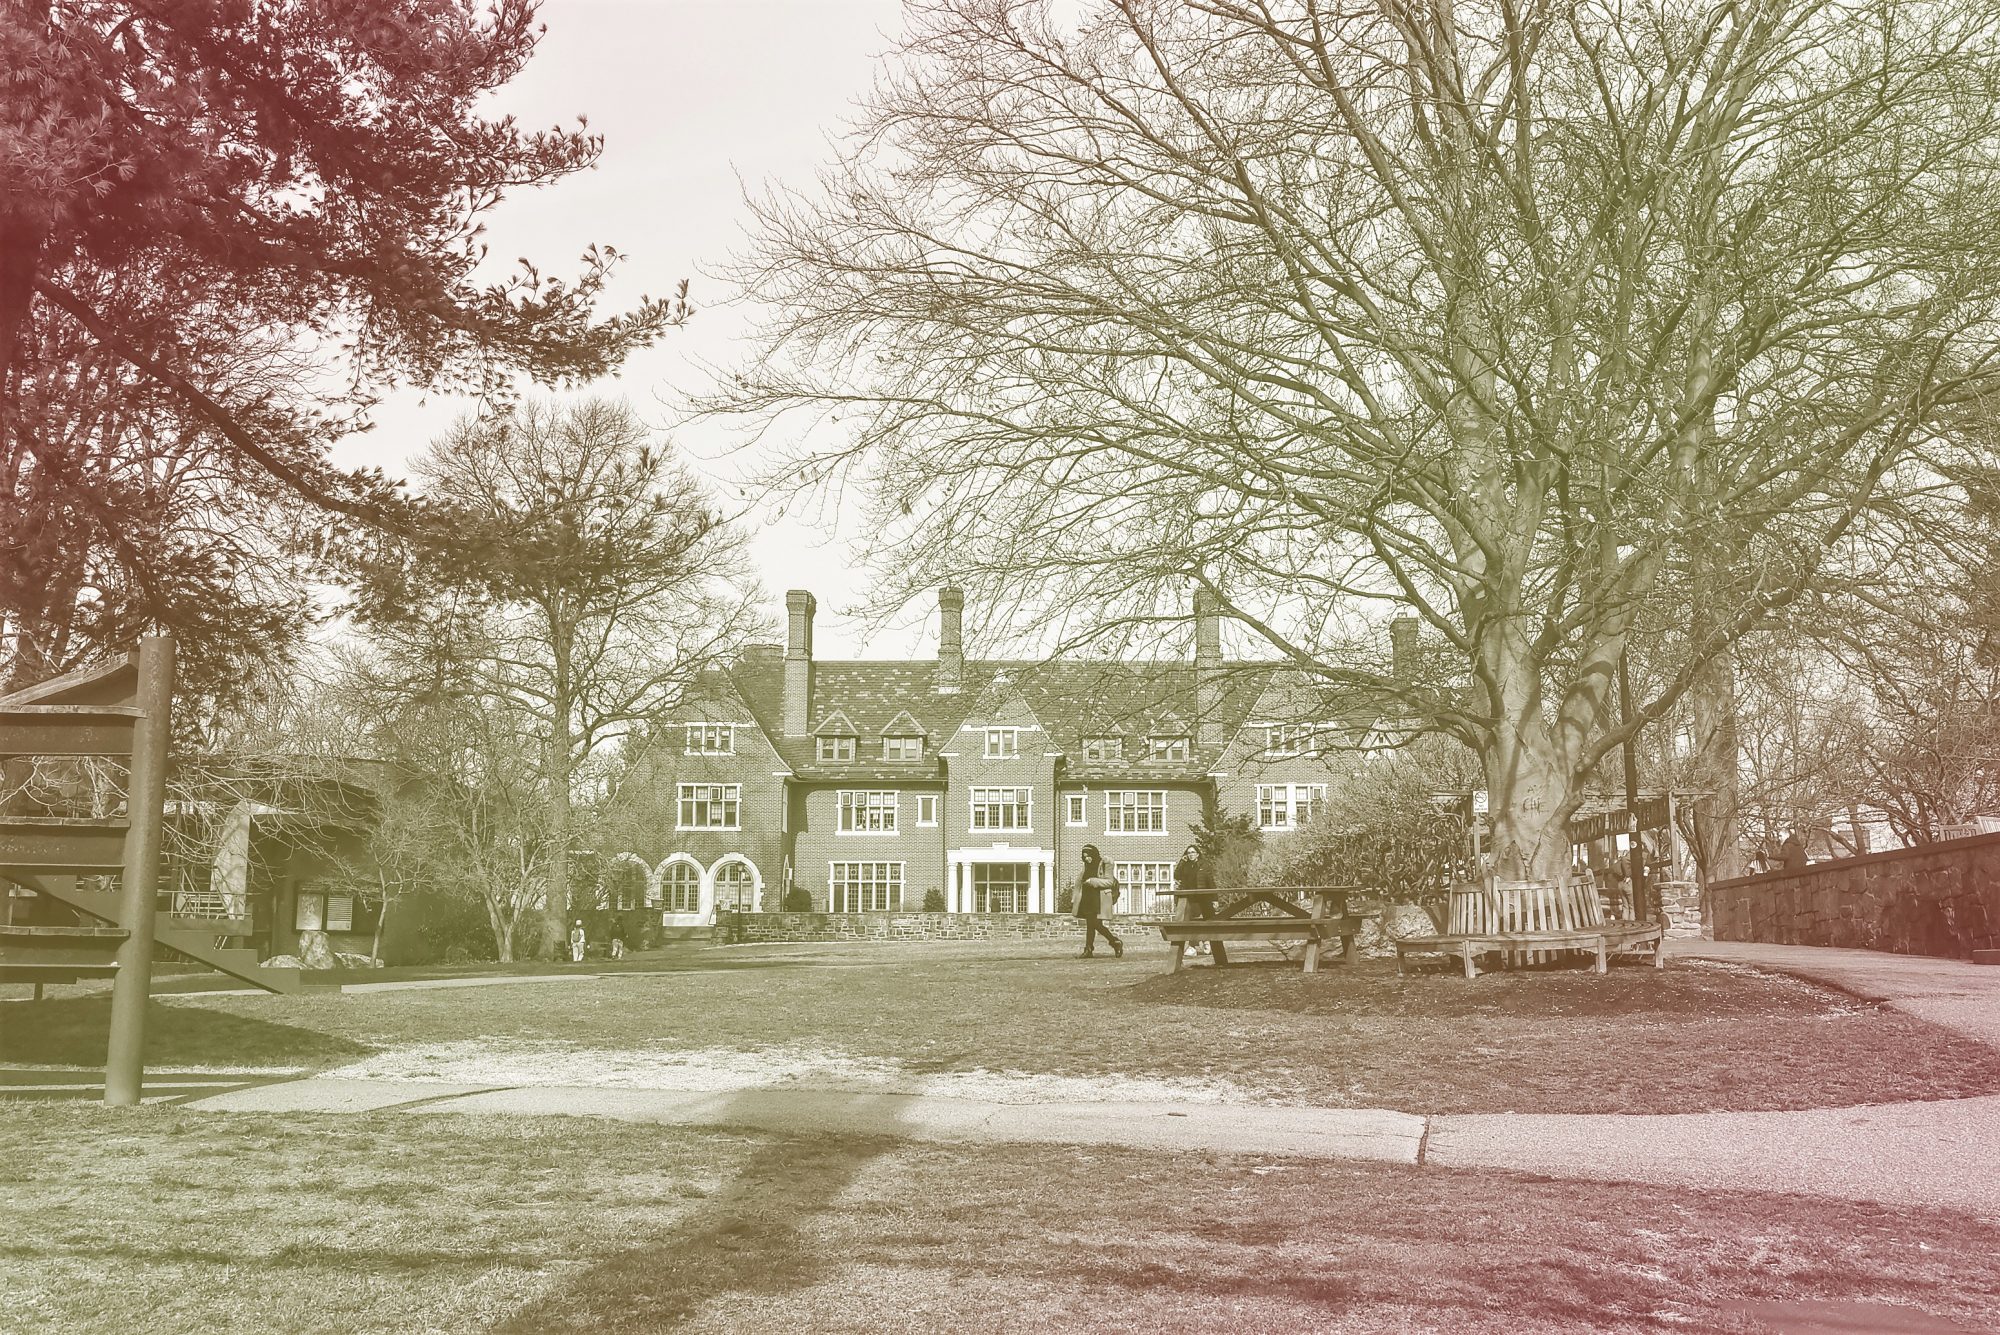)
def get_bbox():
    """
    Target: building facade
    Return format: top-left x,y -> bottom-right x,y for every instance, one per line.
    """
601,587 -> 1386,921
